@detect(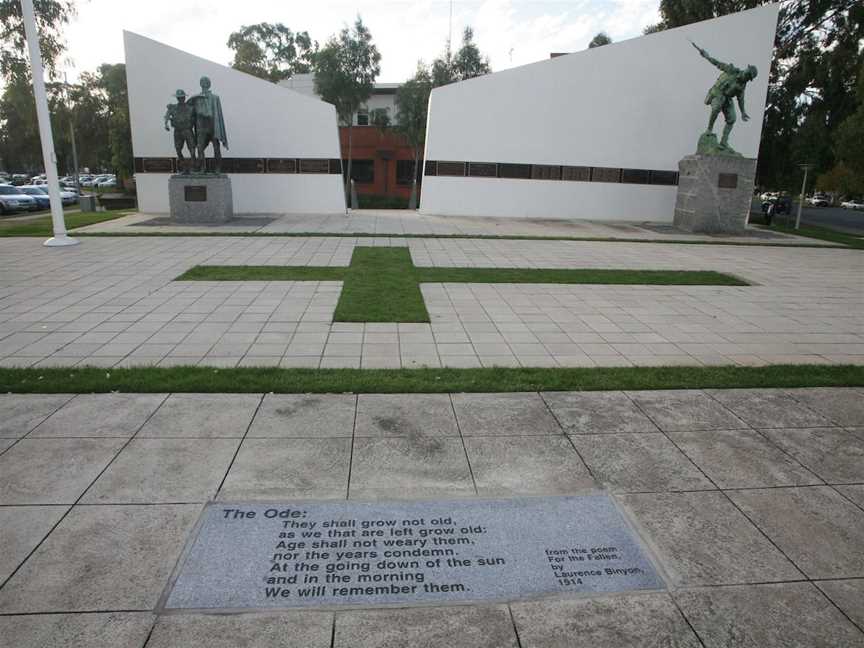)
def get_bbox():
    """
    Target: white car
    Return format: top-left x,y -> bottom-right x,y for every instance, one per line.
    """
841,199 -> 864,210
807,194 -> 830,207
0,185 -> 38,213
94,175 -> 117,189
